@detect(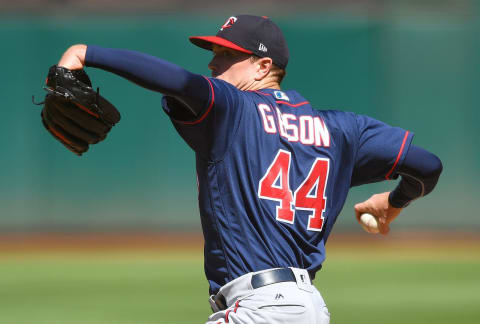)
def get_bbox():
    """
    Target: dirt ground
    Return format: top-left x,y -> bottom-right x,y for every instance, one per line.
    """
0,231 -> 479,253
